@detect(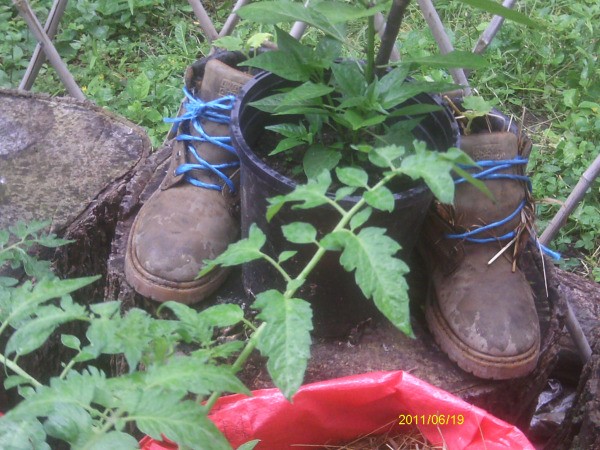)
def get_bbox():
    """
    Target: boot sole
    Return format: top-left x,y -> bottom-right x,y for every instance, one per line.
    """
125,229 -> 230,305
425,283 -> 539,380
